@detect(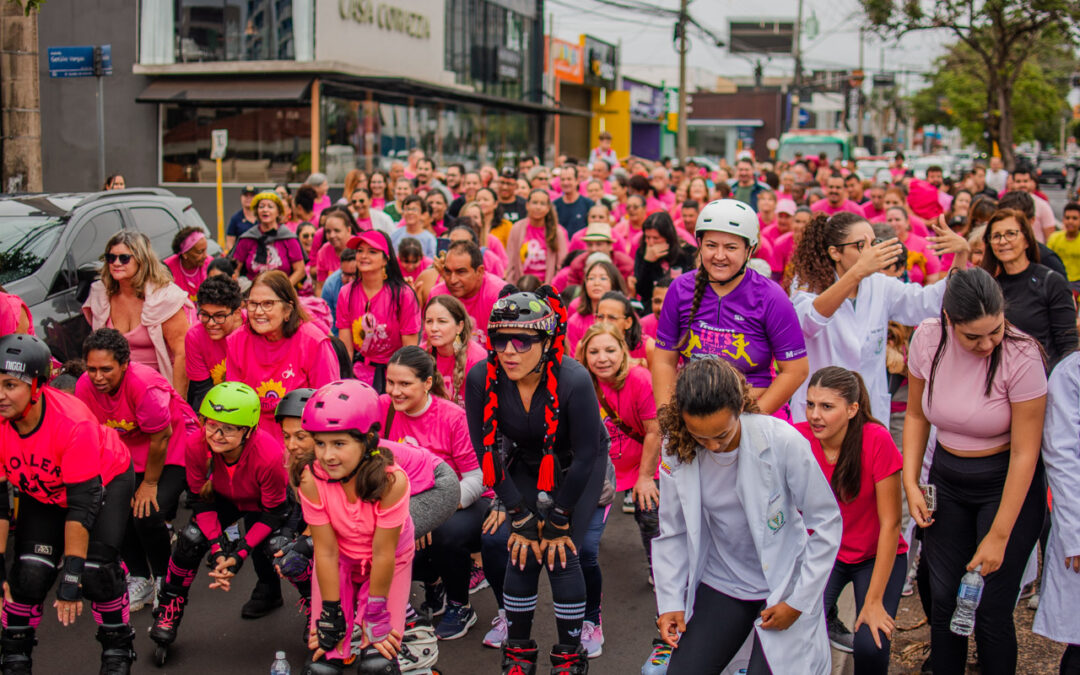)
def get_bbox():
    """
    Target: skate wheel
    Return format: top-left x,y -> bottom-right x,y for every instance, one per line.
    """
154,645 -> 168,667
